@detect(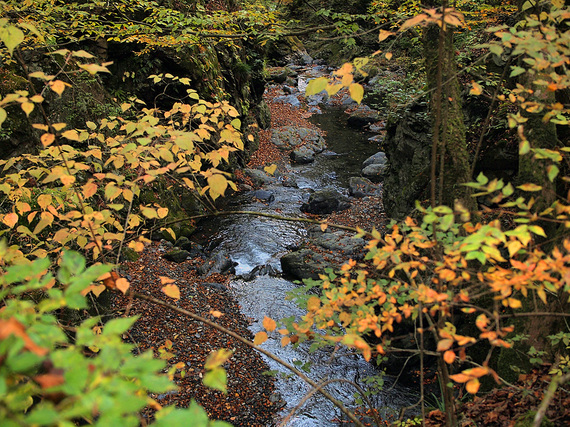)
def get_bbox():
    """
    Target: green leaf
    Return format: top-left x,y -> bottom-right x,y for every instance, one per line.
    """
102,316 -> 139,336
510,66 -> 526,77
519,139 -> 530,155
547,165 -> 559,182
203,367 -> 227,393
305,77 -> 328,97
